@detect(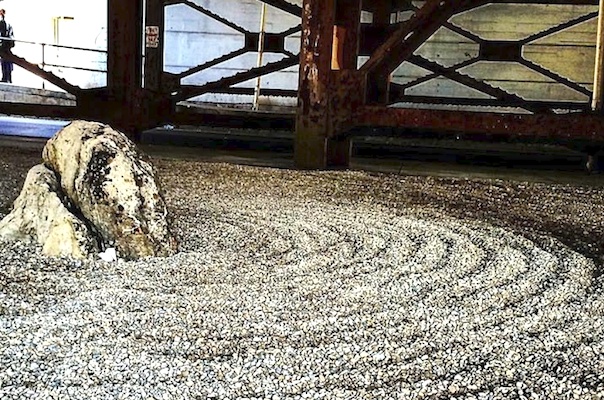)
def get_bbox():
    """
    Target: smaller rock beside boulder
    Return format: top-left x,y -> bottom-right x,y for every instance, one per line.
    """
0,120 -> 178,260
0,164 -> 98,258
